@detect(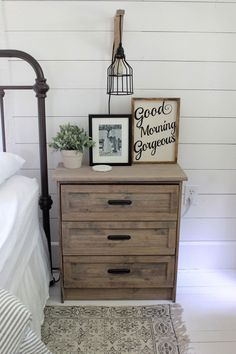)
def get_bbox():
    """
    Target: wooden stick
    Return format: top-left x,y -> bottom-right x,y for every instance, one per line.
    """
114,9 -> 125,55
